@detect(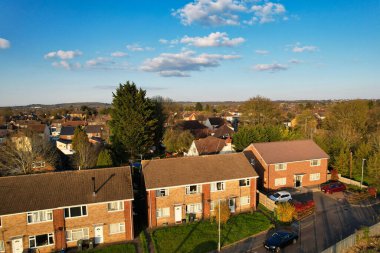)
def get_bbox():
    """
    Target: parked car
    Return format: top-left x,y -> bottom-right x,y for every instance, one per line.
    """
264,230 -> 298,252
269,191 -> 292,203
321,181 -> 346,194
320,180 -> 338,188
